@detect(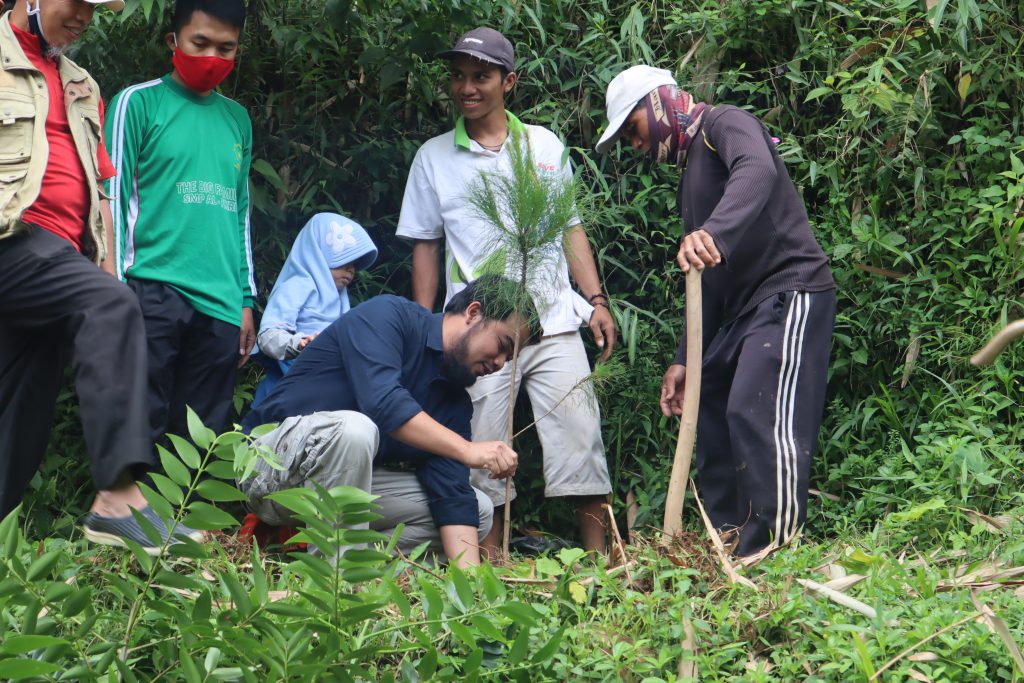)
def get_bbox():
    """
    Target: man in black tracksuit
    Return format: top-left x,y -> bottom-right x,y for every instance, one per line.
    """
597,65 -> 836,556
